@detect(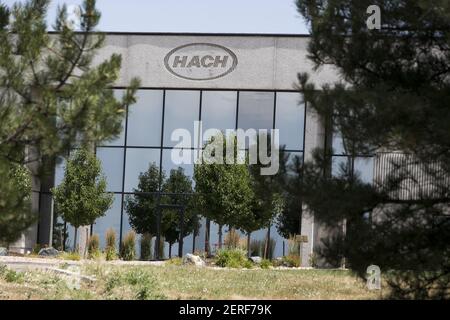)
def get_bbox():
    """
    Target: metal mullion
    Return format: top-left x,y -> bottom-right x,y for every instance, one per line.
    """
235,91 -> 239,130
119,96 -> 130,246
159,90 -> 166,190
